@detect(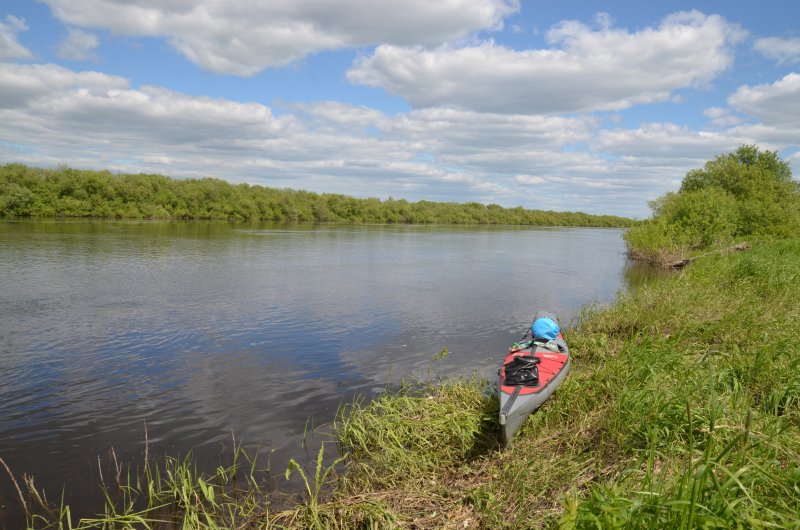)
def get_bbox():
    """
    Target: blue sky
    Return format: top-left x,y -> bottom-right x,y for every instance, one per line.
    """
1,0 -> 798,217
